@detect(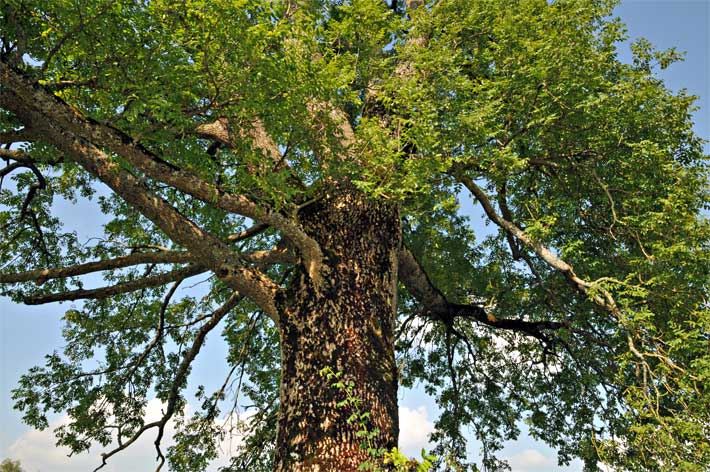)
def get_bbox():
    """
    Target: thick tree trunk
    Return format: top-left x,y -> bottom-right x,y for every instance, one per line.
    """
274,185 -> 401,471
